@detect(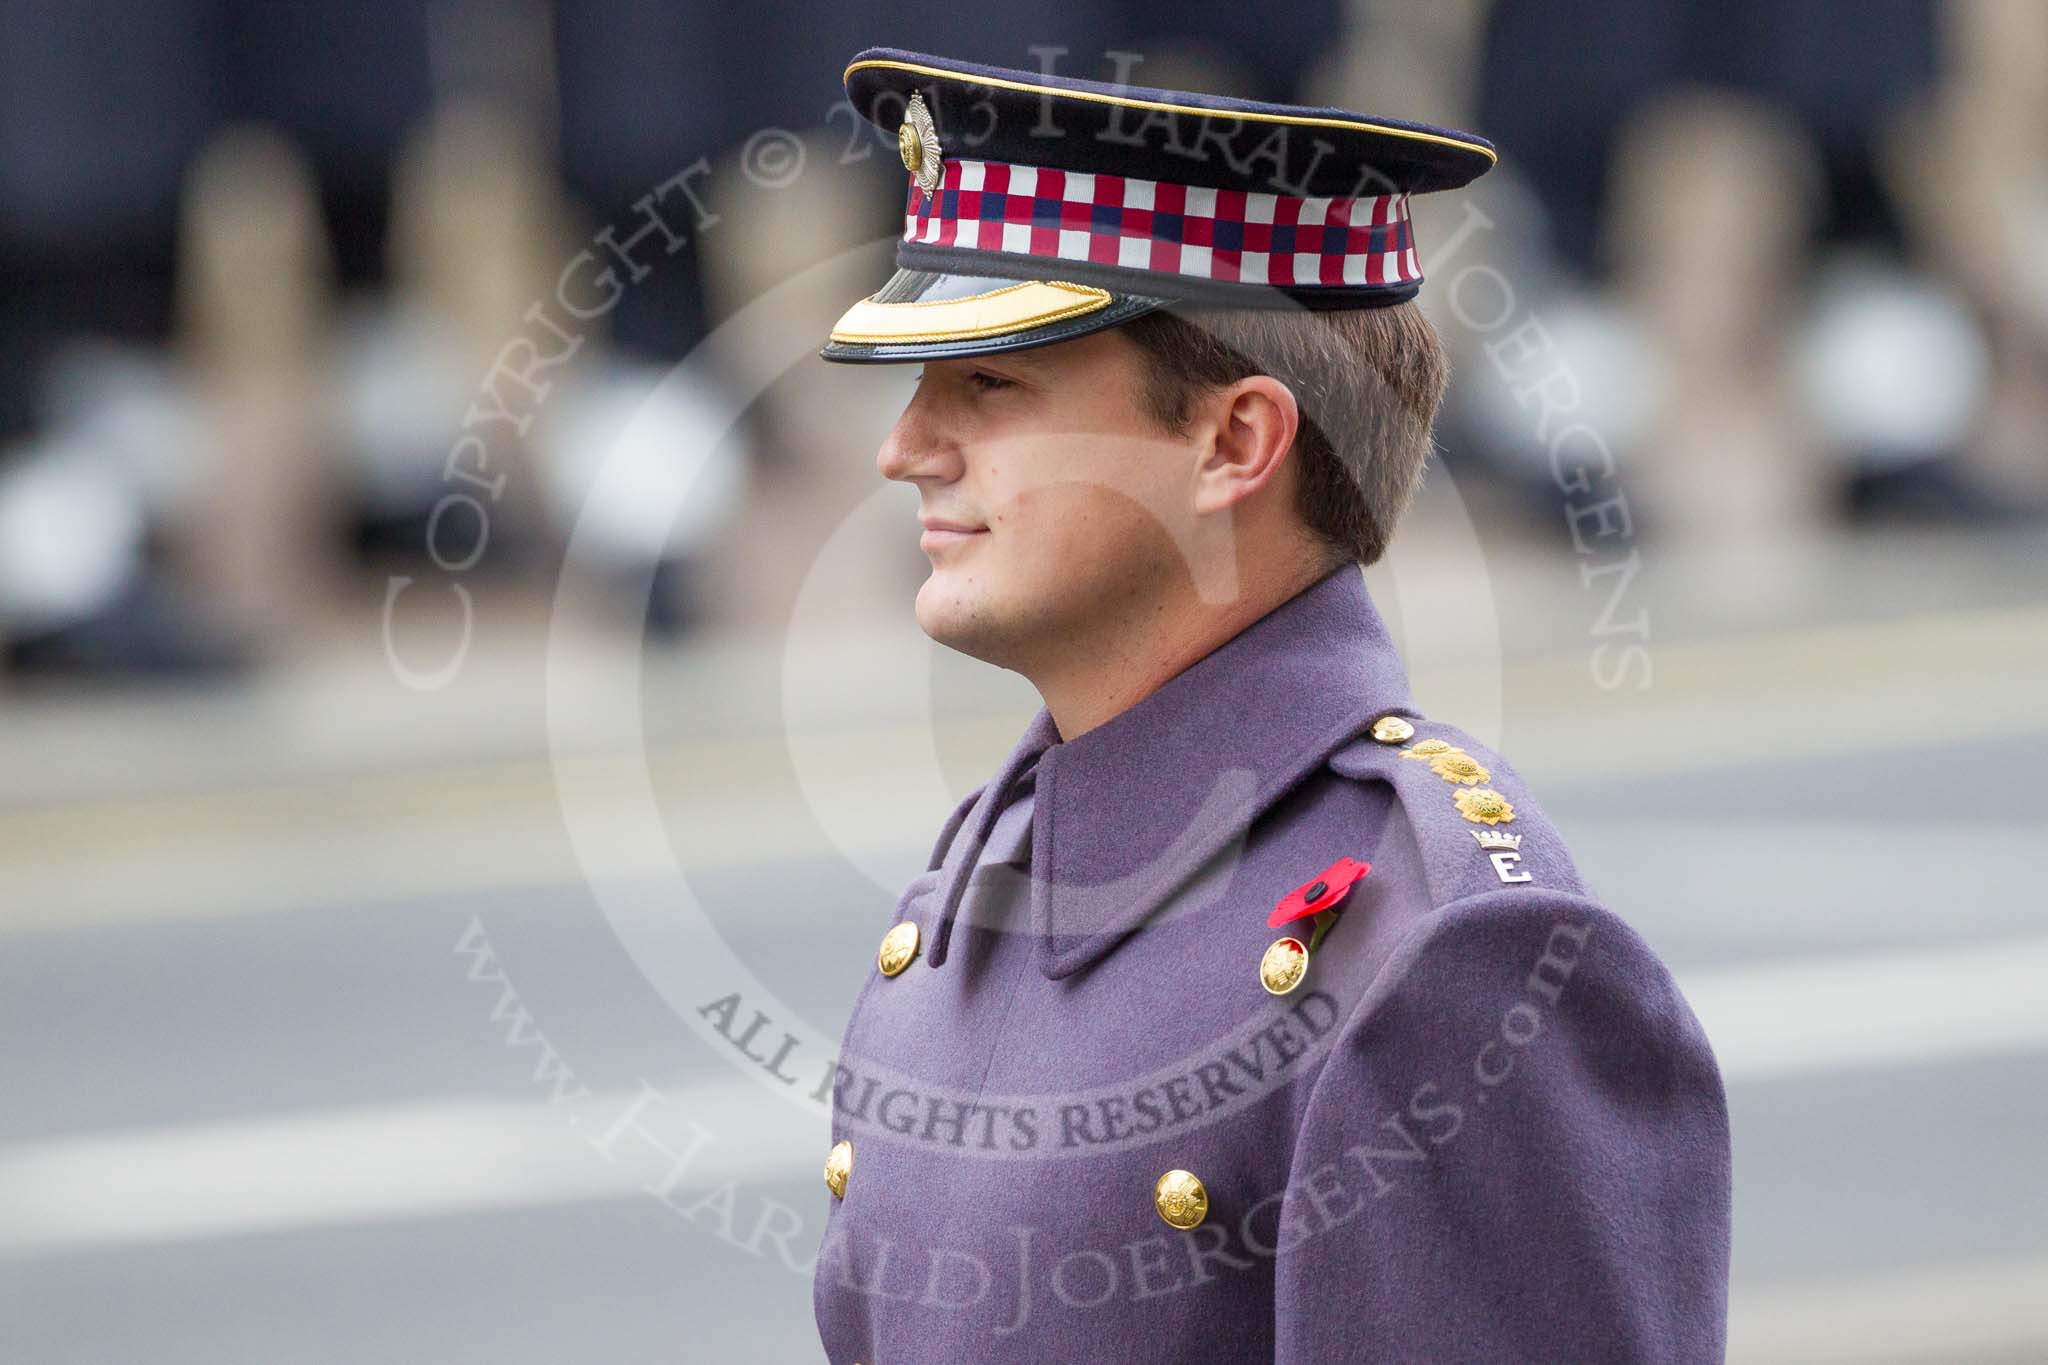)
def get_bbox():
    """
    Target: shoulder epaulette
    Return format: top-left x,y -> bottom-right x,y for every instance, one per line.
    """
1327,711 -> 1587,910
